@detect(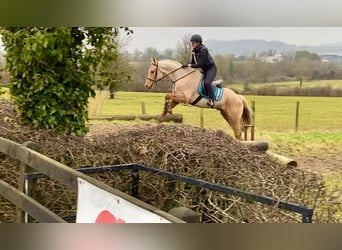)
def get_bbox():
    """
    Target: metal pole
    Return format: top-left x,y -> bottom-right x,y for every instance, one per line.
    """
131,169 -> 139,197
302,210 -> 313,223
